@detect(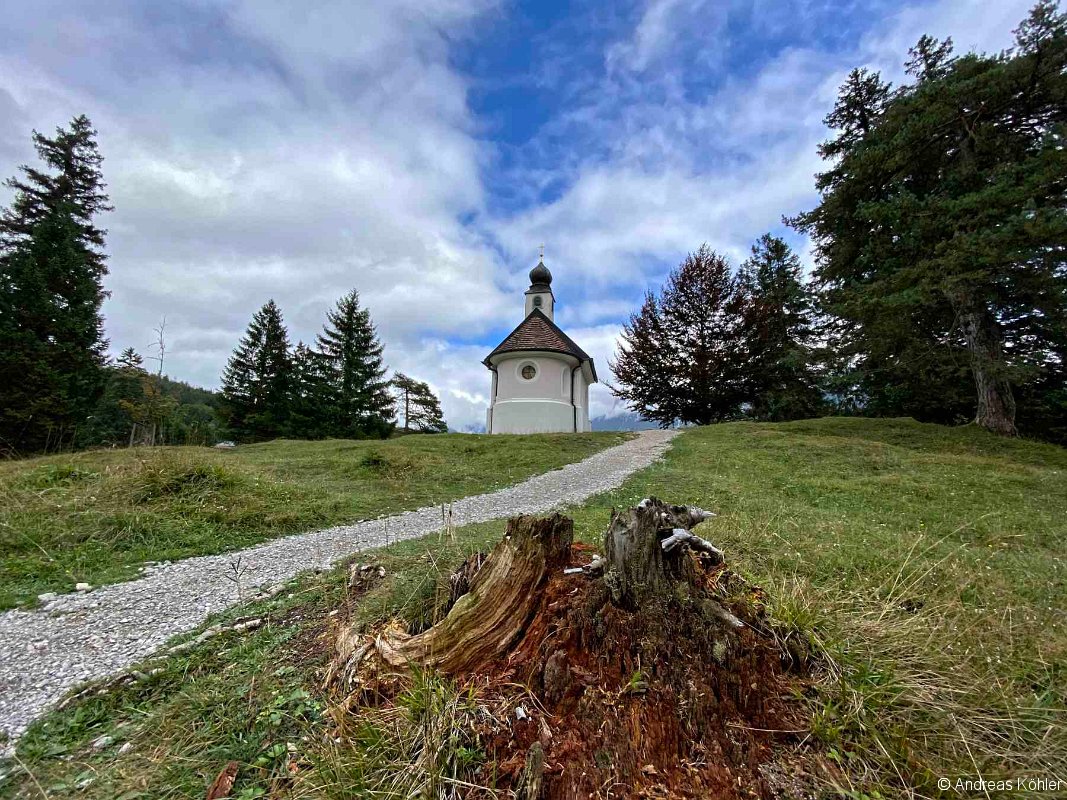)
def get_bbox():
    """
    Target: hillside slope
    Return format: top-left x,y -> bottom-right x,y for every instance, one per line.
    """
2,418 -> 1063,798
0,432 -> 627,608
